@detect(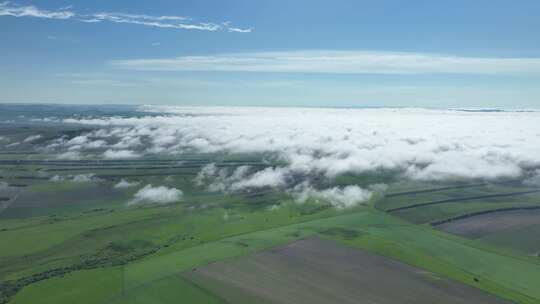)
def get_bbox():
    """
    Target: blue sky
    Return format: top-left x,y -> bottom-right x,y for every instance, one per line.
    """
1,0 -> 540,108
